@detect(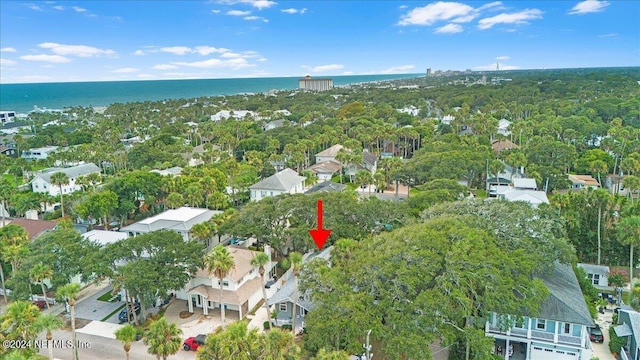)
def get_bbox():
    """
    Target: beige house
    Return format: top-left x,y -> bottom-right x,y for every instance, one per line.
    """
177,246 -> 274,319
